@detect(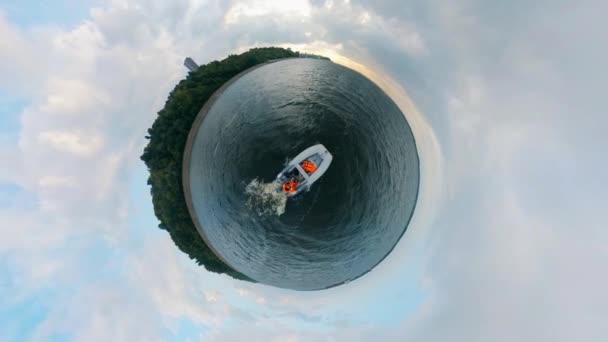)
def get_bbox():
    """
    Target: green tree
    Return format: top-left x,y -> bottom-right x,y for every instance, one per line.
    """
141,47 -> 300,281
